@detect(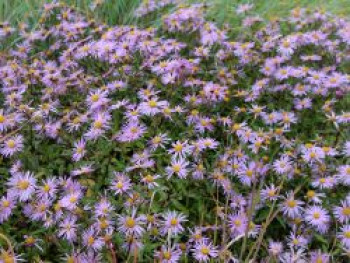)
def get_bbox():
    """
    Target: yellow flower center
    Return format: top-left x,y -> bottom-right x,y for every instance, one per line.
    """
307,190 -> 315,198
345,231 -> 350,239
313,212 -> 320,219
246,170 -> 253,177
94,120 -> 103,129
25,236 -> 35,246
73,117 -> 81,124
145,175 -> 154,183
346,168 -> 350,175
2,200 -> 10,208
88,236 -> 95,245
0,115 -> 5,123
148,100 -> 157,108
268,190 -> 275,197
174,144 -> 183,152
319,178 -> 326,184
17,180 -> 29,190
43,184 -> 51,192
152,136 -> 161,144
77,147 -> 84,154
6,140 -> 15,149
1,251 -> 14,263
170,218 -> 178,226
91,94 -> 100,102
201,246 -> 210,255
69,196 -> 77,203
342,207 -> 350,216
126,217 -> 135,228
116,182 -> 123,189
163,251 -> 171,260
233,219 -> 242,226
172,164 -> 181,173
287,200 -> 296,208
